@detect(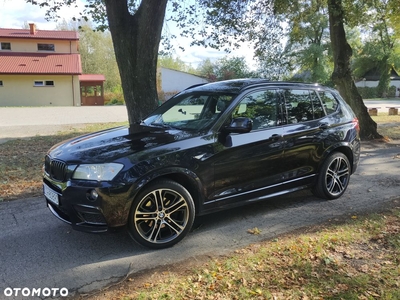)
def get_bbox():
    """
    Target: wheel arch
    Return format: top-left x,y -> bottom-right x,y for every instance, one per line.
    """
321,144 -> 354,174
330,145 -> 354,173
129,168 -> 205,217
